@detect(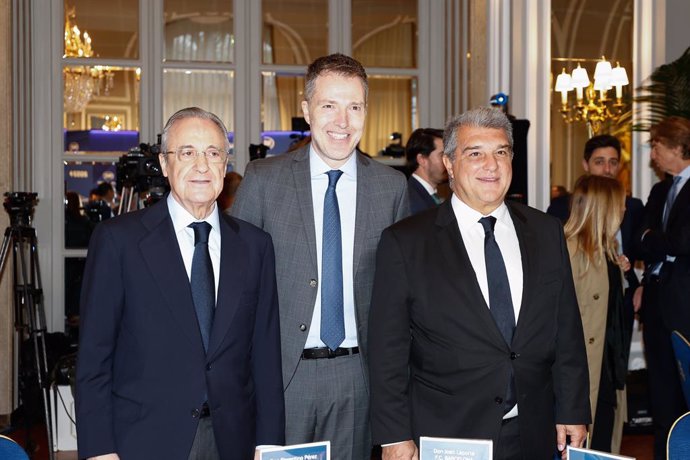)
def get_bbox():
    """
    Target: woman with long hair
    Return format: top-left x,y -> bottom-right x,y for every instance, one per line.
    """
564,174 -> 631,453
